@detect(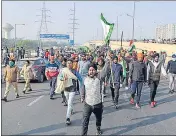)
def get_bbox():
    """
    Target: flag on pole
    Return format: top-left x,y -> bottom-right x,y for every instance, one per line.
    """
128,40 -> 136,52
100,13 -> 114,45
